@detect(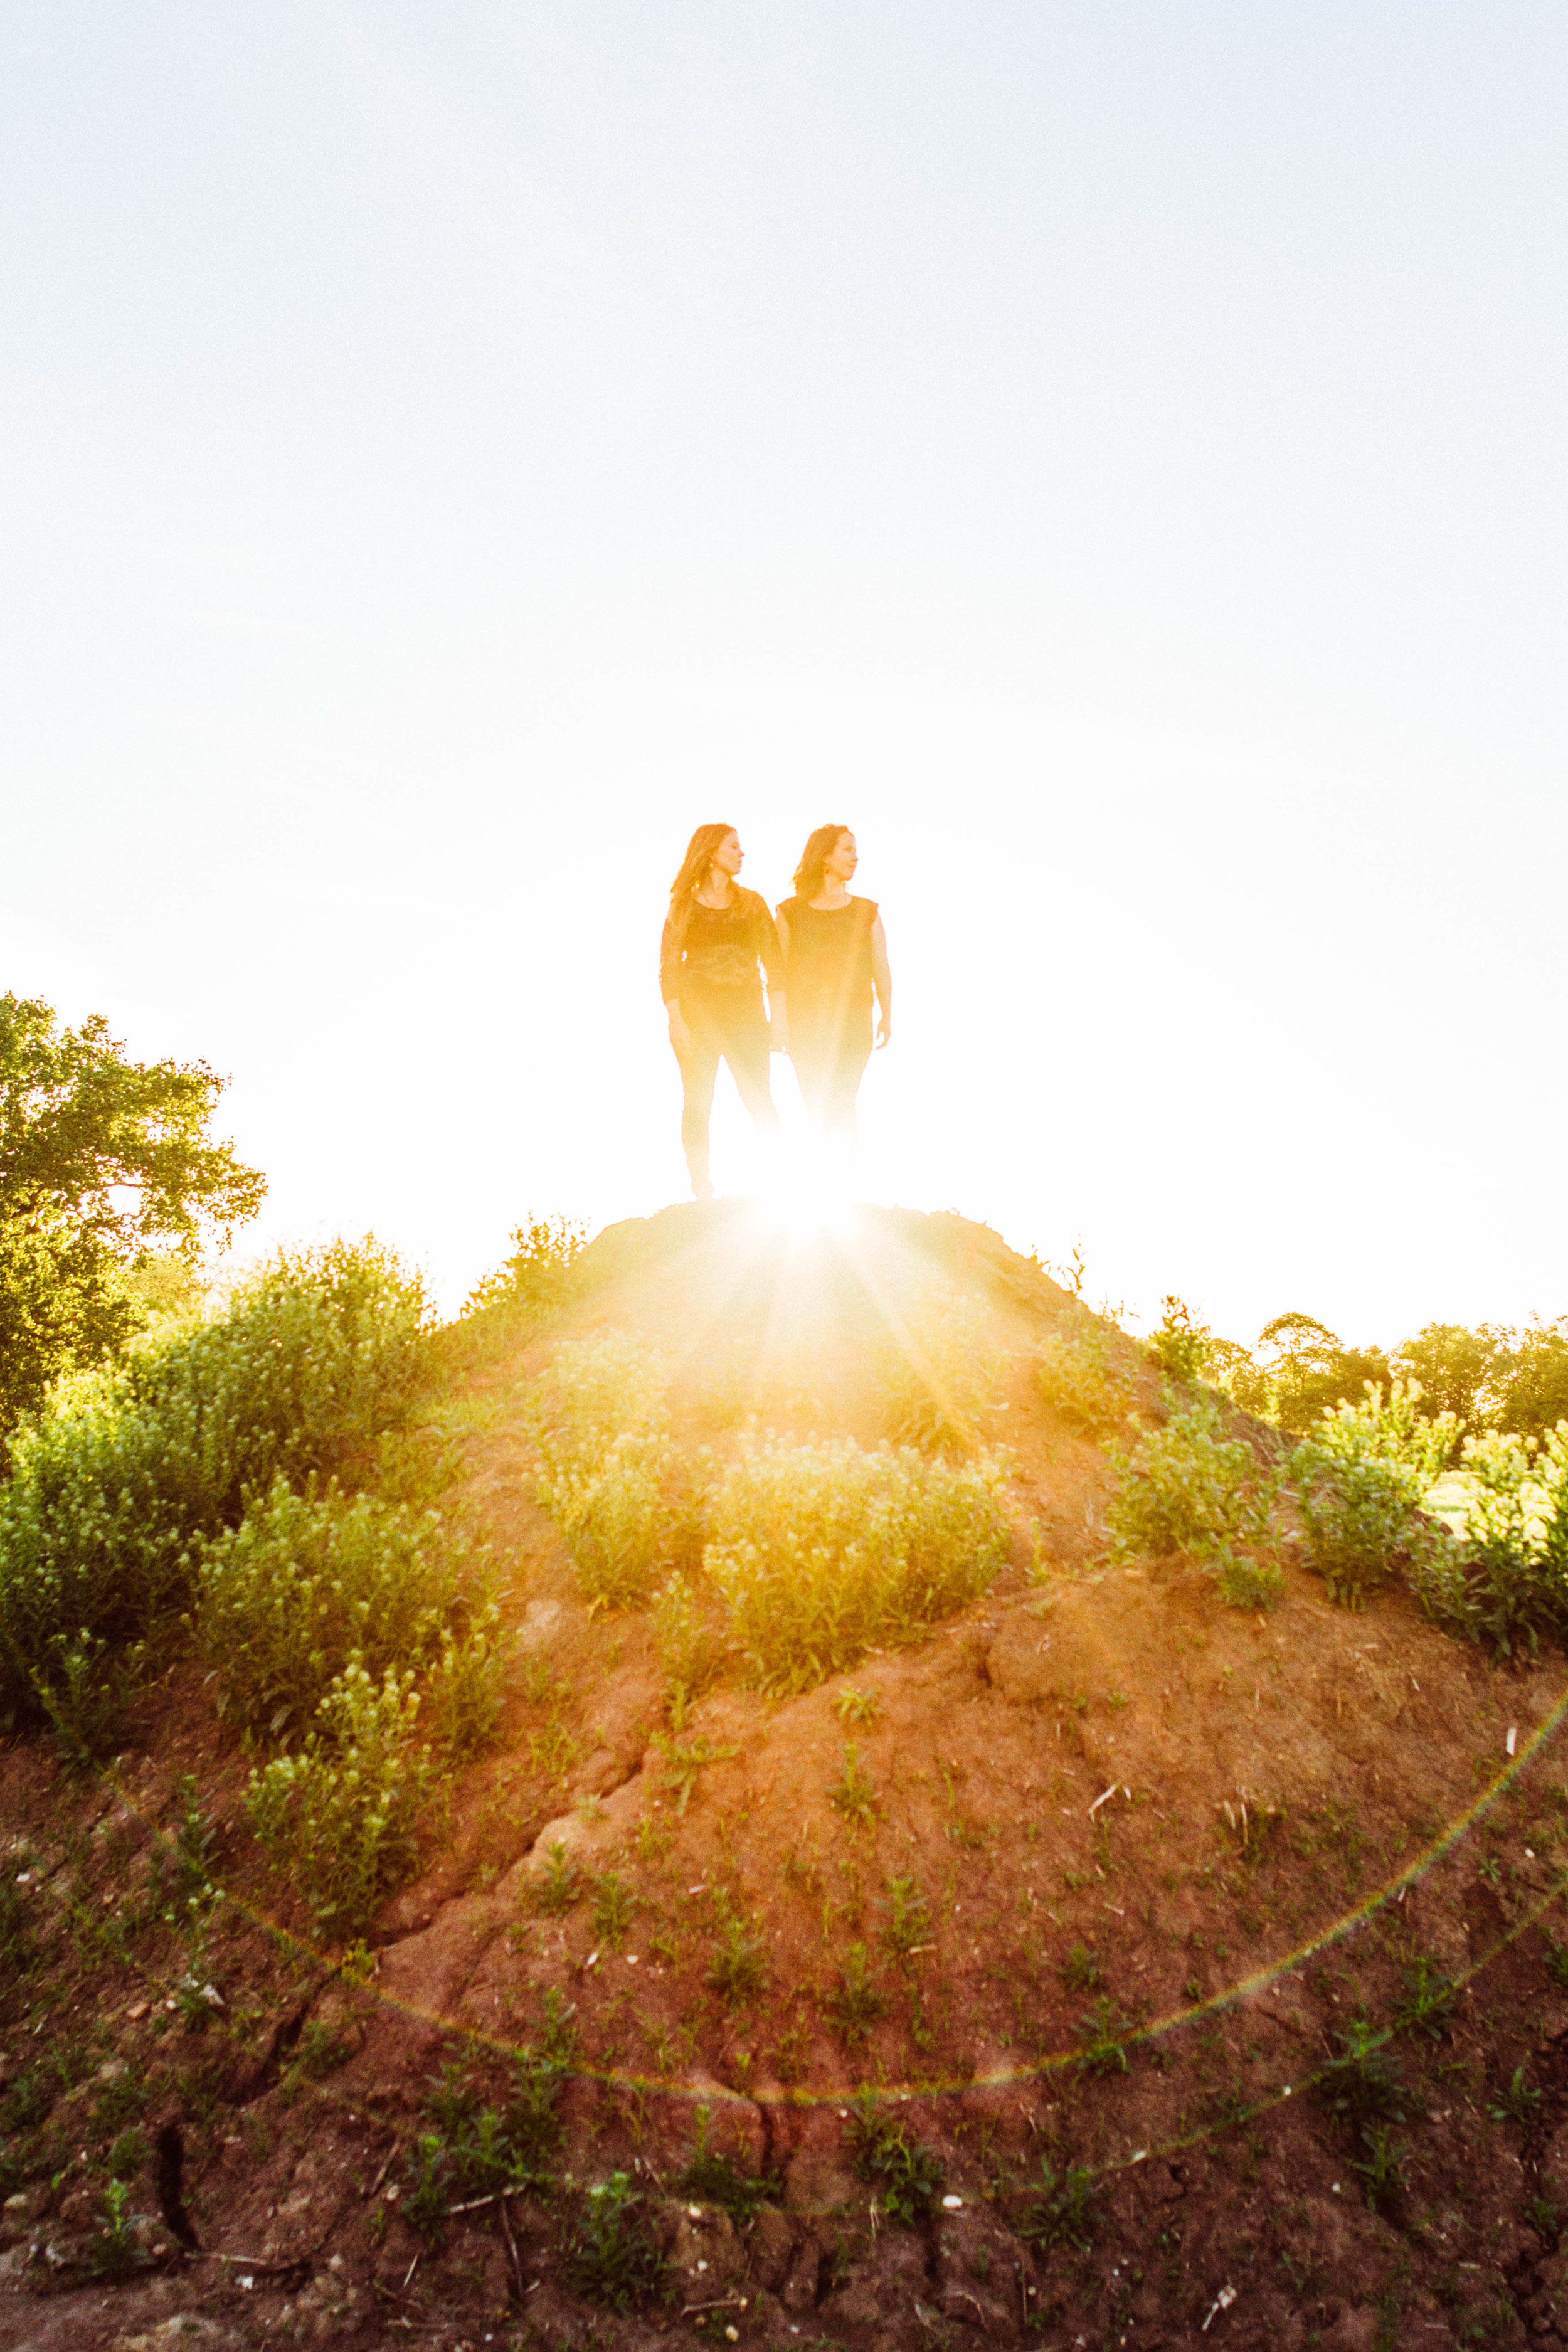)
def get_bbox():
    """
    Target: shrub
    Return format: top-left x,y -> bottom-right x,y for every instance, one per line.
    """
651,1571 -> 725,1703
877,1286 -> 1009,1454
464,1214 -> 588,1323
246,1661 -> 433,1933
0,1238 -> 430,1724
849,2097 -> 943,2222
702,1436 -> 1009,1693
527,1337 -> 683,1608
1106,1394 -> 1278,1565
1211,1545 -> 1286,1612
1147,1295 -> 1212,1385
707,1914 -> 768,2006
1444,1427 -> 1568,1655
1016,2154 -> 1100,2250
1034,1320 -> 1135,1436
194,1476 -> 504,1749
821,1942 -> 888,2043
